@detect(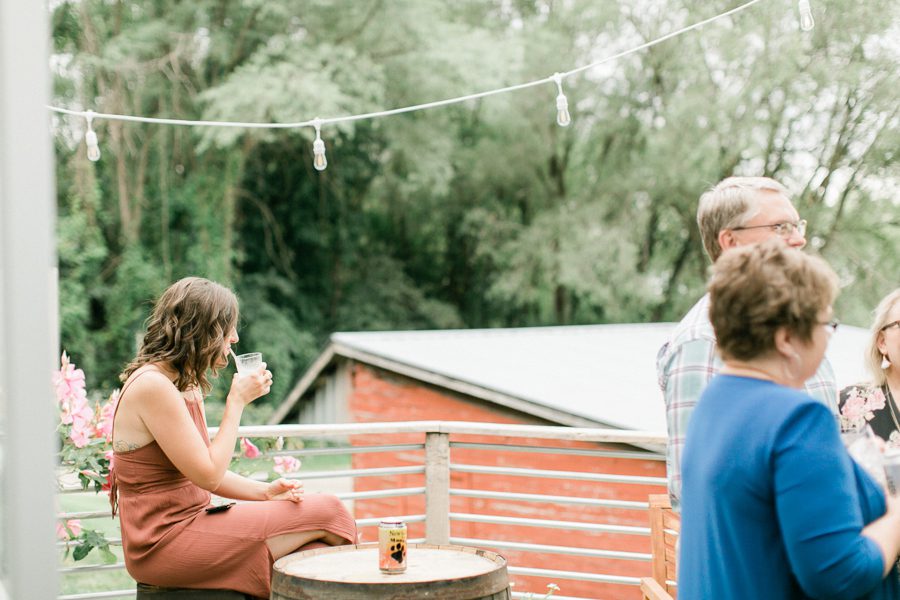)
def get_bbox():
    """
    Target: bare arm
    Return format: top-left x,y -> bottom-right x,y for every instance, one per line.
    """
135,369 -> 270,491
213,471 -> 303,502
213,471 -> 267,500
